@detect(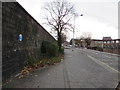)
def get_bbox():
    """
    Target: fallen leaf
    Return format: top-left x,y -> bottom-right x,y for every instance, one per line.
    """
34,75 -> 38,77
18,75 -> 23,78
9,80 -> 12,82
